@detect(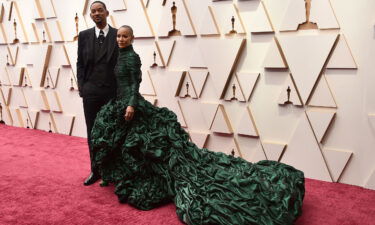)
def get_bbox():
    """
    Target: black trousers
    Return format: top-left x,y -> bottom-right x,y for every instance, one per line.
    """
83,95 -> 113,173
